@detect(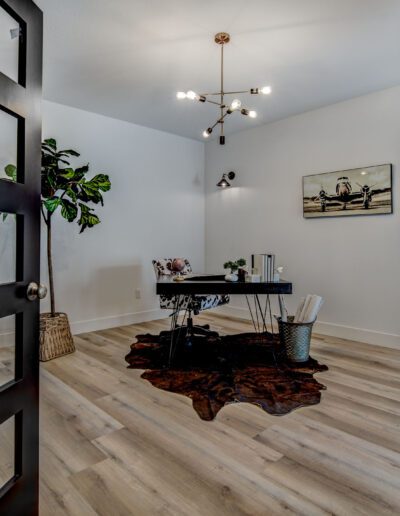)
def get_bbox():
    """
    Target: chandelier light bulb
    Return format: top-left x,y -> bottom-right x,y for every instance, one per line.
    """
202,130 -> 209,138
261,86 -> 272,95
249,110 -> 257,118
230,99 -> 242,110
176,91 -> 187,99
186,90 -> 197,100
